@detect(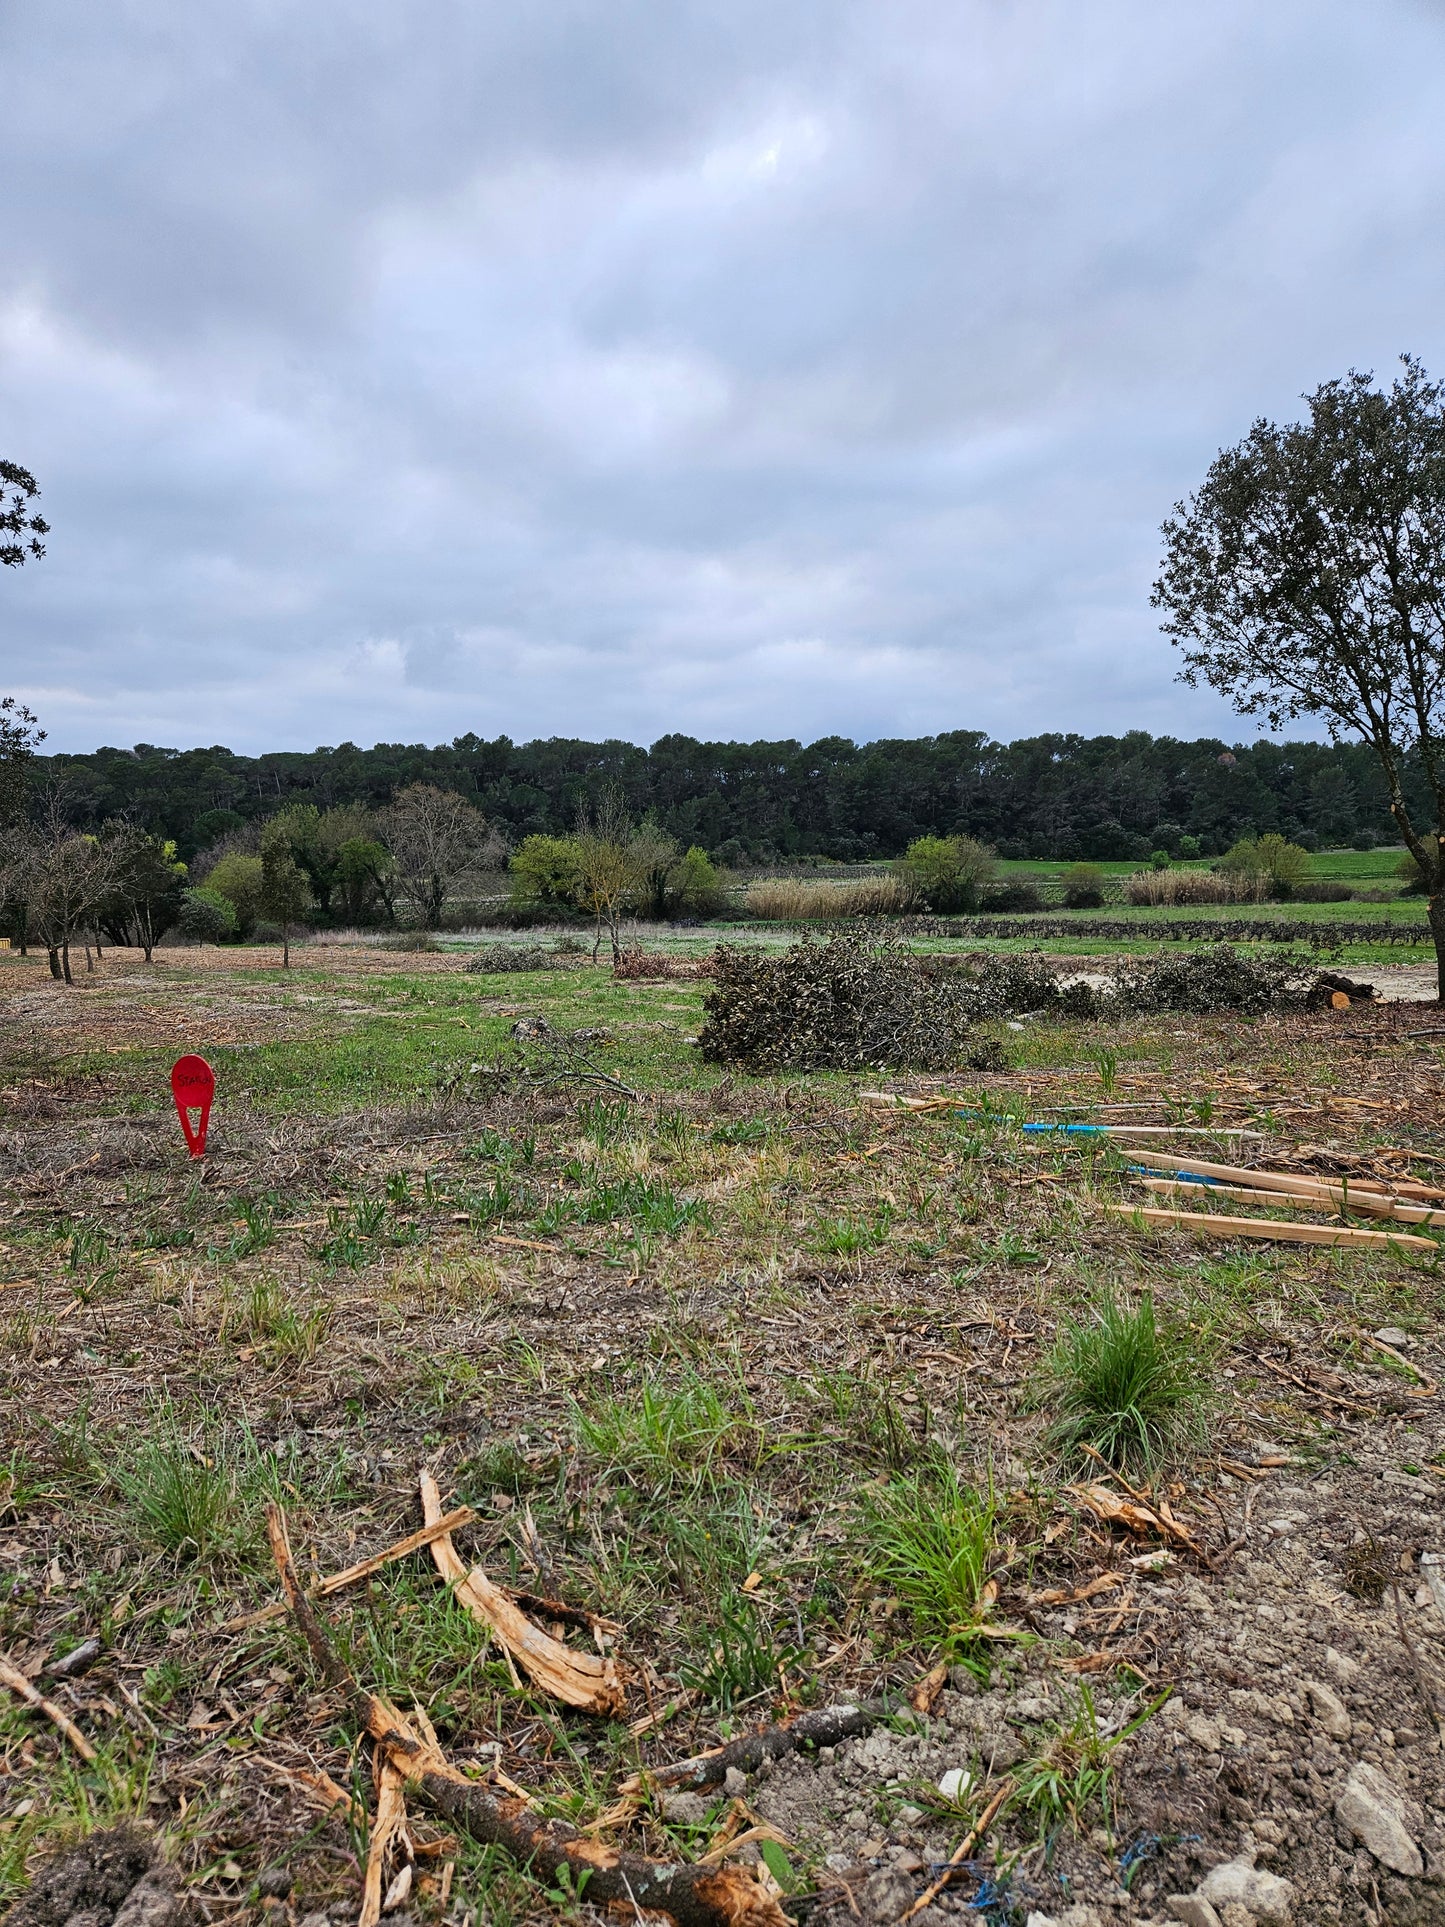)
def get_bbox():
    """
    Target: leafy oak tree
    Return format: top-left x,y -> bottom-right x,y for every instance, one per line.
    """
0,461 -> 48,568
1154,357 -> 1445,998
